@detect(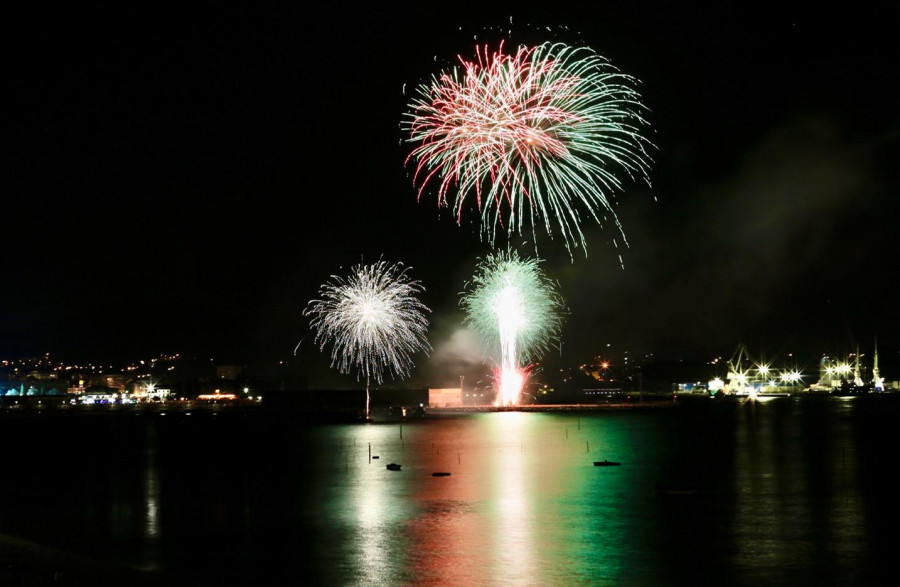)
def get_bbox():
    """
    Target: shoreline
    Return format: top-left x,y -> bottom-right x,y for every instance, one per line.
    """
2,392 -> 897,421
425,400 -> 680,413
